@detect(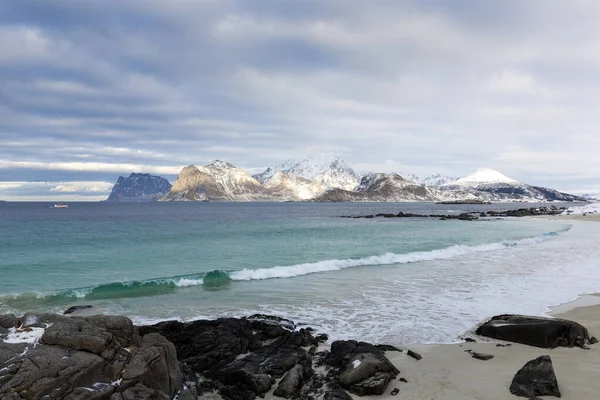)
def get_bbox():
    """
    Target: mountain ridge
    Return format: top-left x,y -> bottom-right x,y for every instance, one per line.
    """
106,158 -> 587,203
